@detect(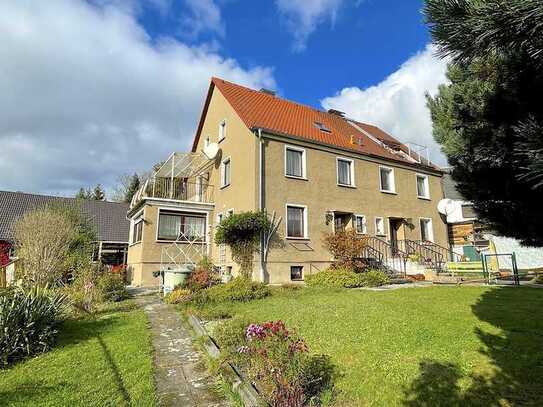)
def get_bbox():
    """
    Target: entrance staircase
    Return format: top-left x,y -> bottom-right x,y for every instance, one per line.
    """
361,236 -> 408,277
361,237 -> 461,278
